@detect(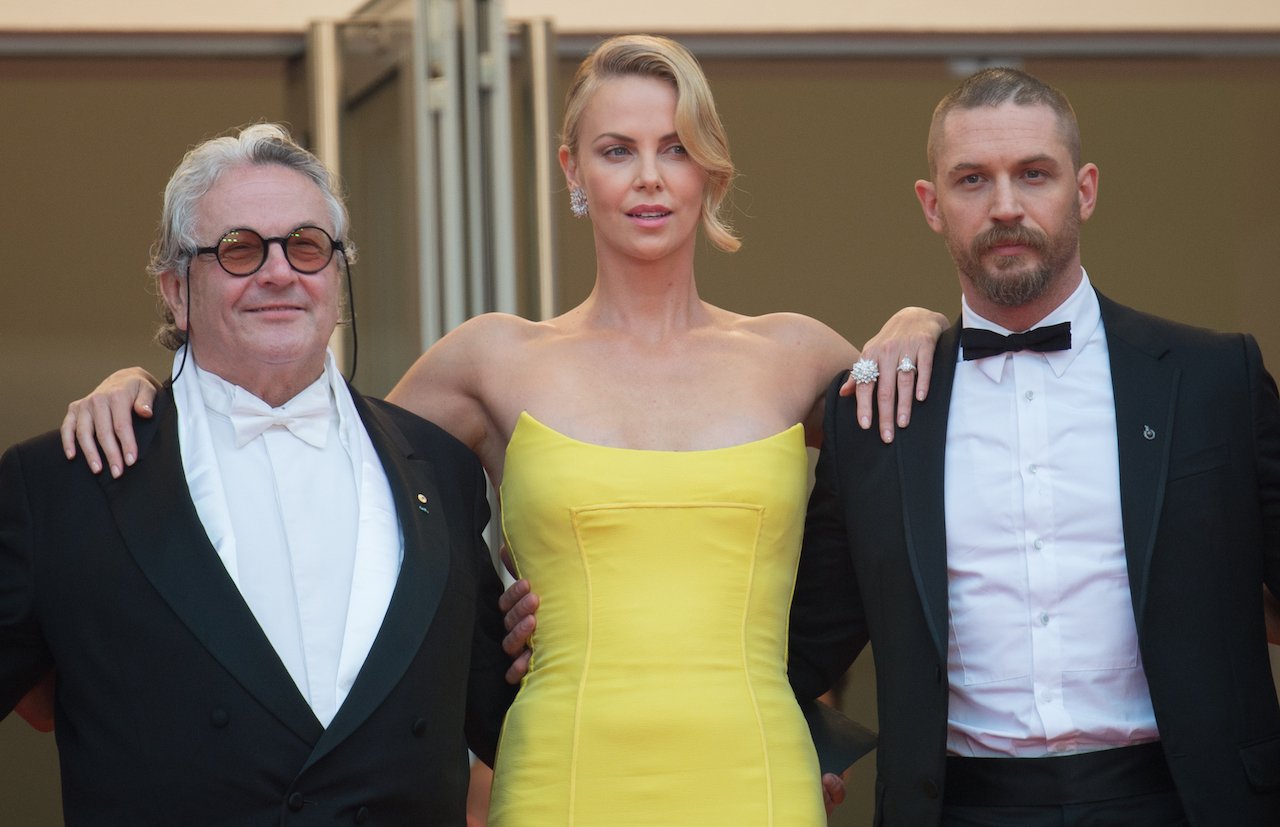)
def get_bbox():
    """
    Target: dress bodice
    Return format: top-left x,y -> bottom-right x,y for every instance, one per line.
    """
489,412 -> 822,826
